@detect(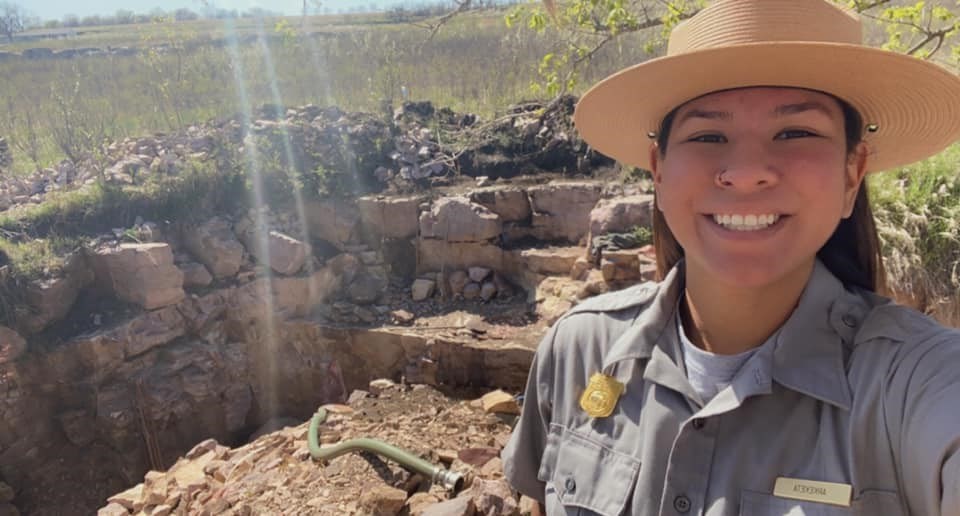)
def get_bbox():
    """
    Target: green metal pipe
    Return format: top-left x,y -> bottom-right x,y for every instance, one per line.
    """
308,407 -> 464,492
